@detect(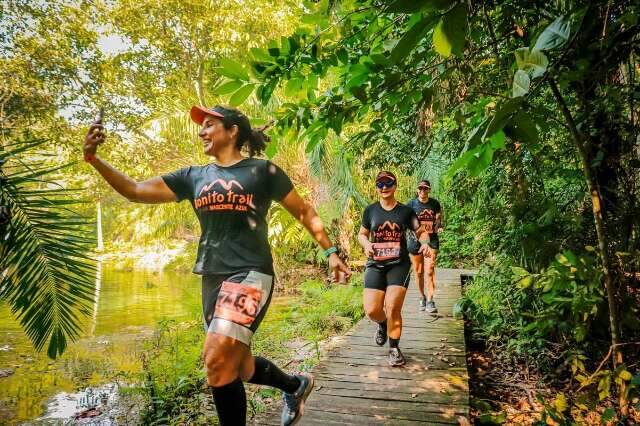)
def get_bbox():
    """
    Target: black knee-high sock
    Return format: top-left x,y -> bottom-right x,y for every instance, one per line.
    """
210,378 -> 246,425
248,356 -> 300,394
